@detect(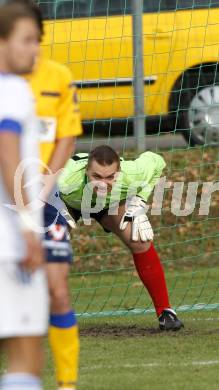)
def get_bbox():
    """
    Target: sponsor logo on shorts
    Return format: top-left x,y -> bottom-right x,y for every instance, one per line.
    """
52,250 -> 69,257
48,225 -> 67,241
